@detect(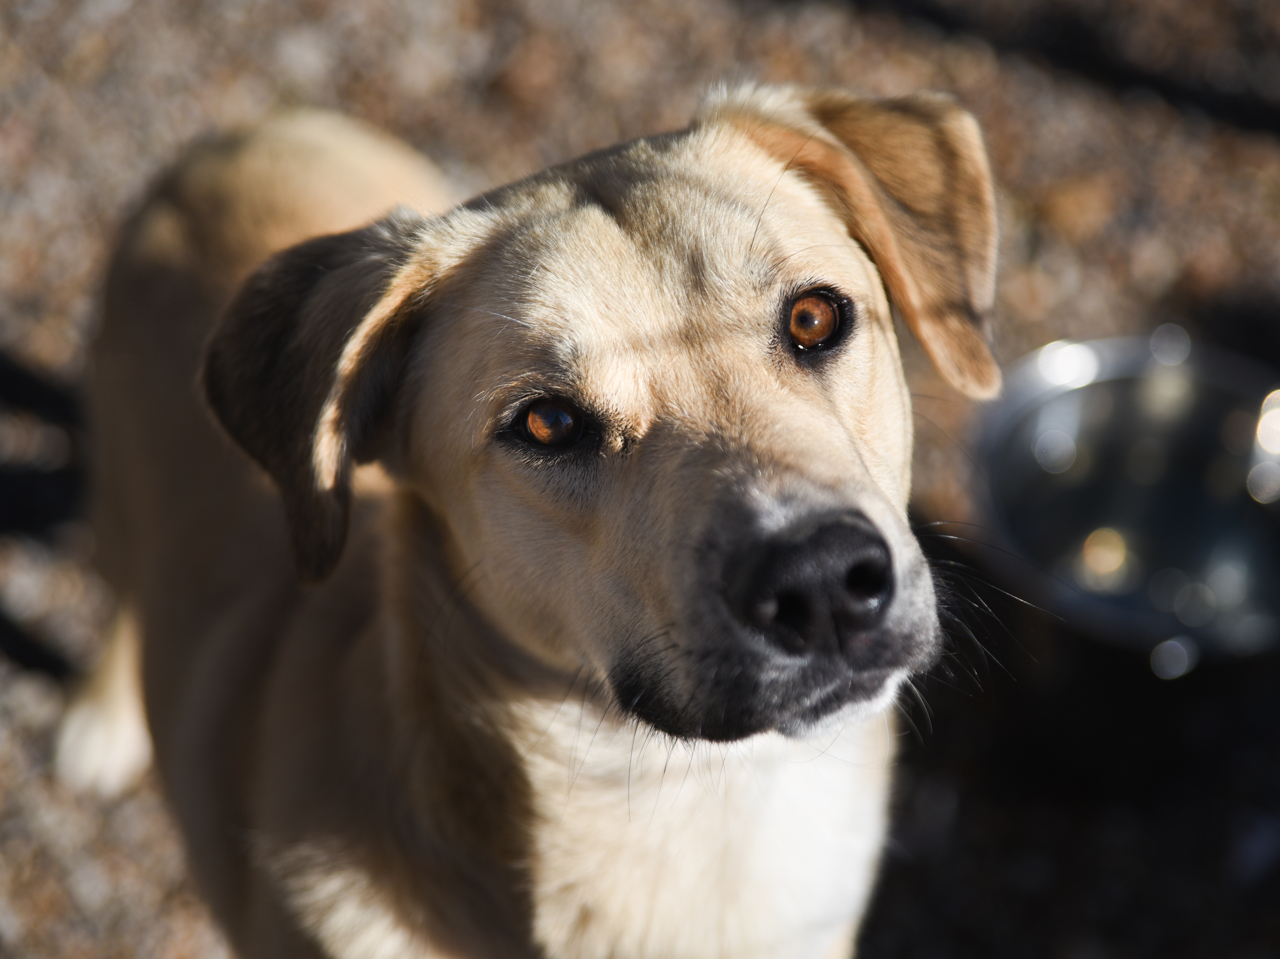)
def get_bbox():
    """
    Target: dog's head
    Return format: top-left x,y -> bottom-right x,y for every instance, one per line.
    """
205,86 -> 999,741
